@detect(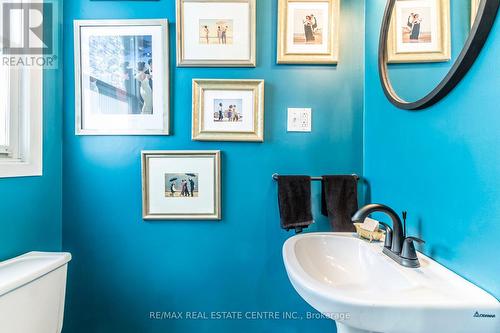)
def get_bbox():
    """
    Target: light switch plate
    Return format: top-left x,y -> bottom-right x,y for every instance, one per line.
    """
288,108 -> 312,132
